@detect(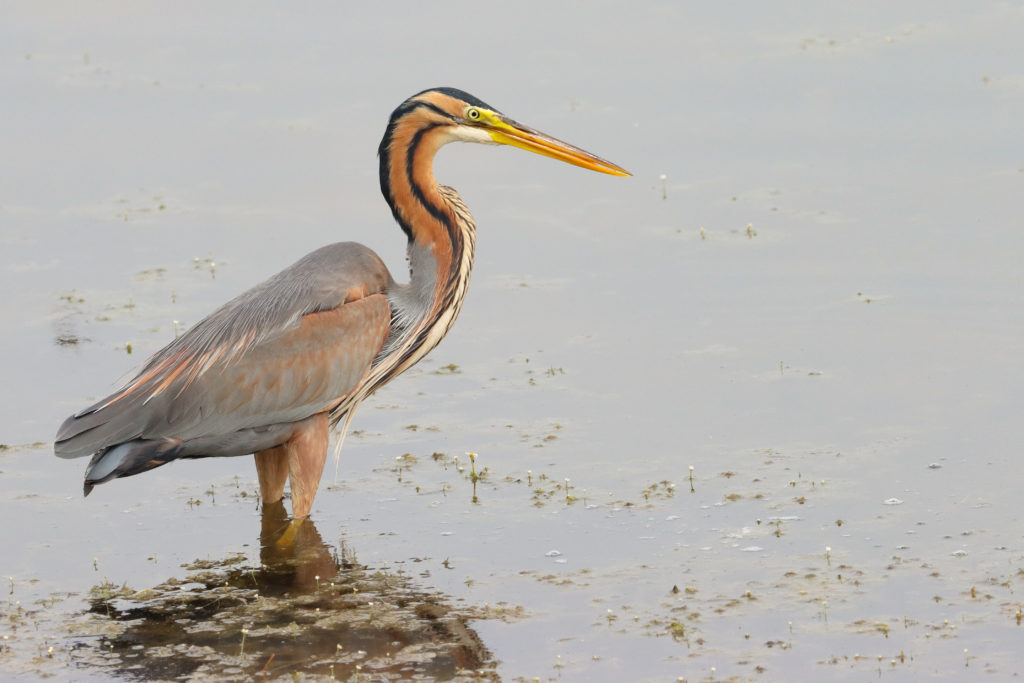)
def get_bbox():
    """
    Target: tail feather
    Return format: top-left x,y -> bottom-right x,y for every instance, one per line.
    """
83,439 -> 182,495
55,393 -> 149,460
